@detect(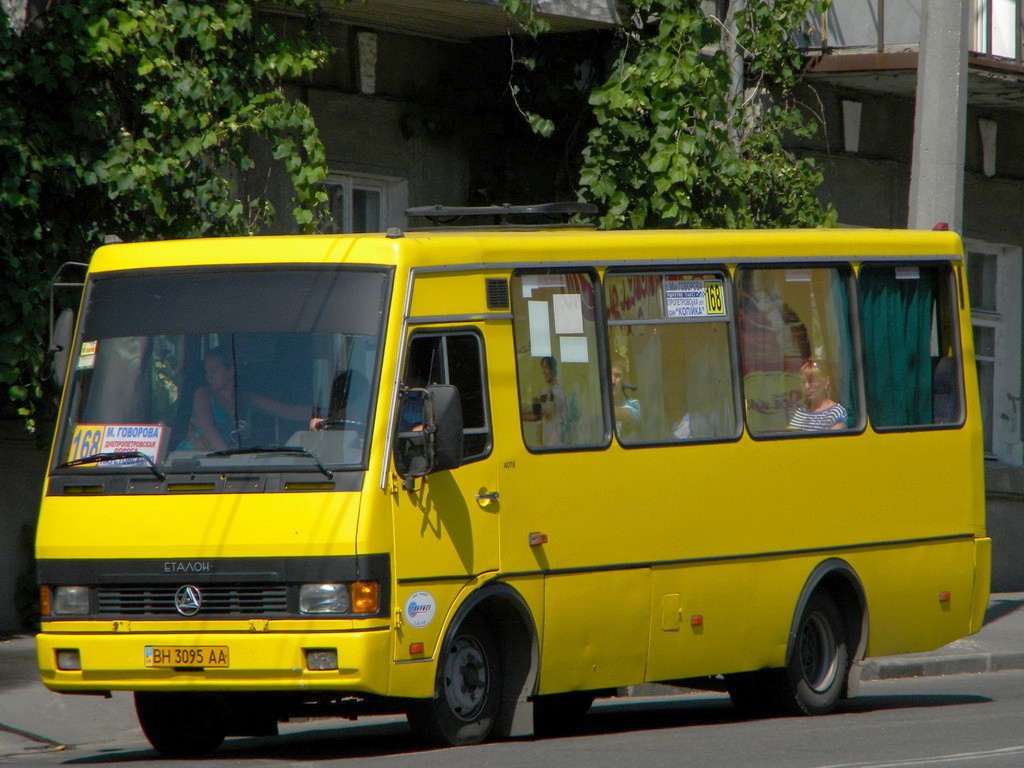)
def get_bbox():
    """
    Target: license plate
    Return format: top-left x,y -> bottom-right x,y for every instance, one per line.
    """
144,645 -> 229,668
